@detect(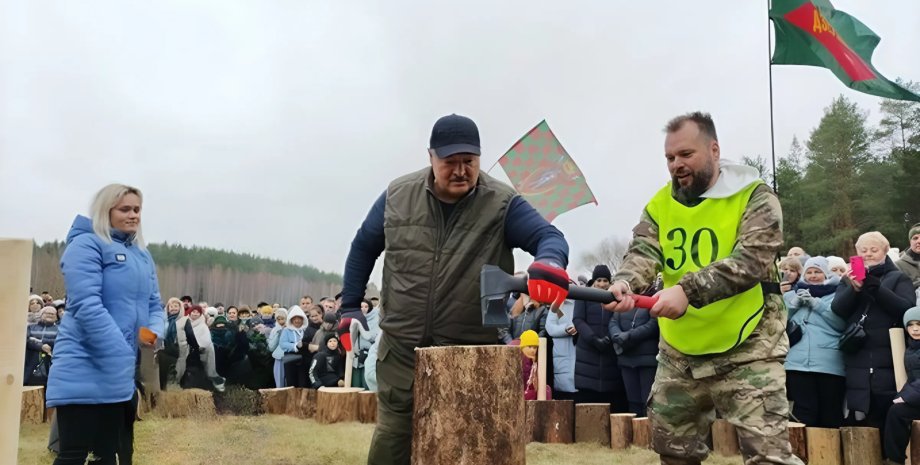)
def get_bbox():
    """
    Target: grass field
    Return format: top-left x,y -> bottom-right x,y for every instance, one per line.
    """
18,415 -> 744,465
